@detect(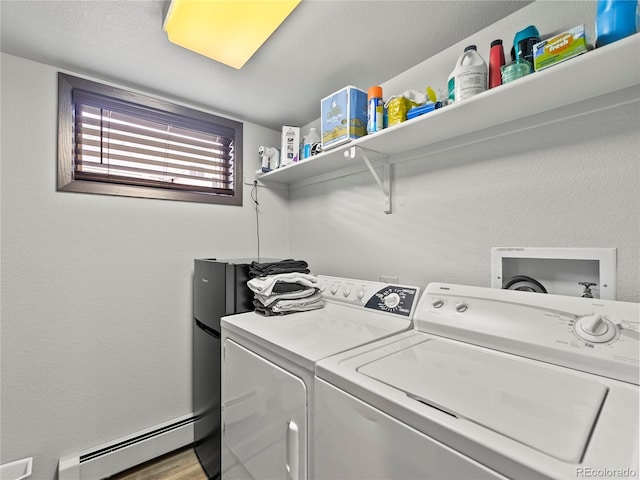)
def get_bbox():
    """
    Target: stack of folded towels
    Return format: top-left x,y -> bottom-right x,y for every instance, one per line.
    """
247,259 -> 324,316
